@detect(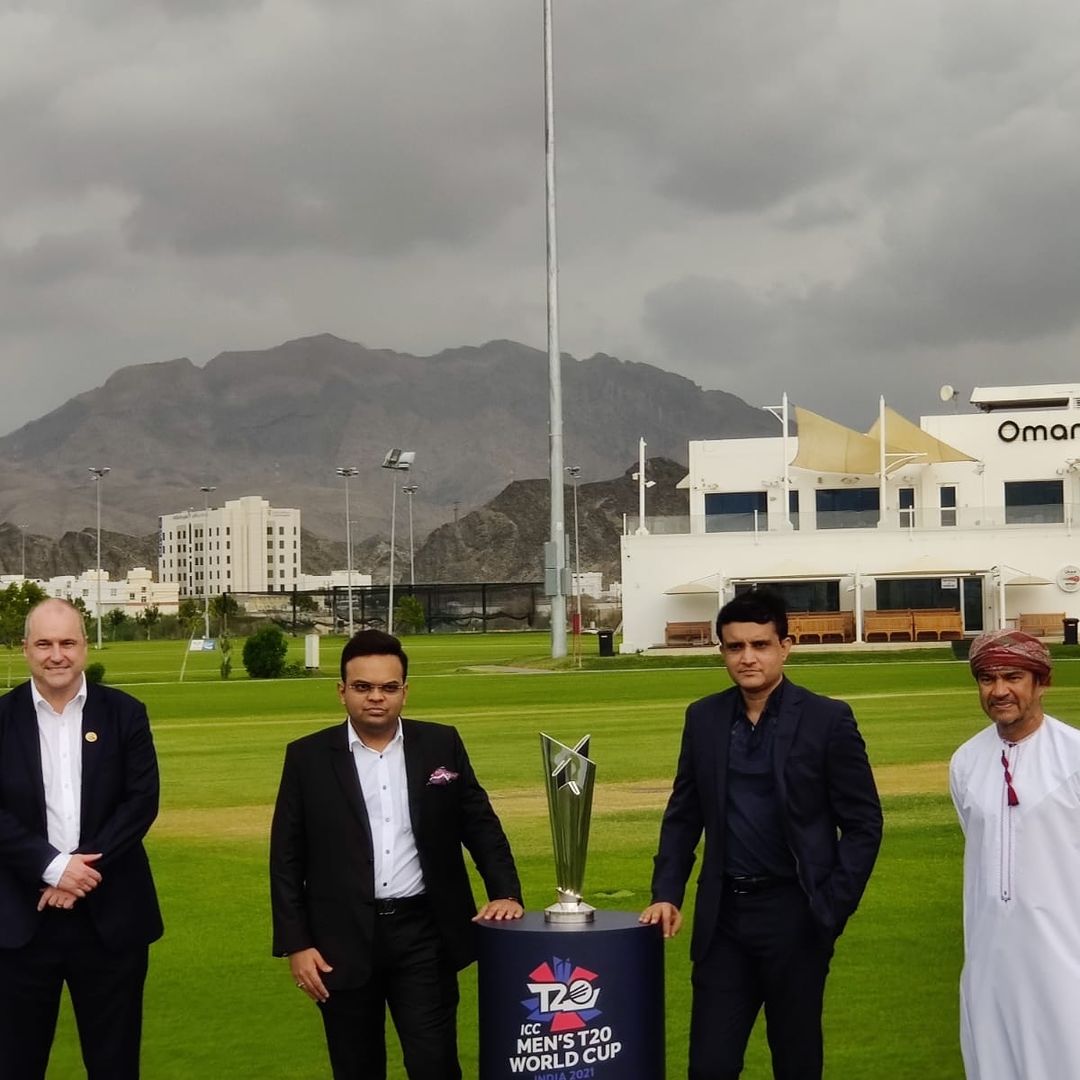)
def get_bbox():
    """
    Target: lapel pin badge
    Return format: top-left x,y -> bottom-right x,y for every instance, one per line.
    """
84,731 -> 98,743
